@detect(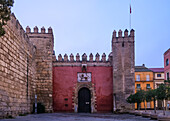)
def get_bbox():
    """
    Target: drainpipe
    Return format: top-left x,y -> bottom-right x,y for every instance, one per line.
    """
27,56 -> 29,98
26,56 -> 29,113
